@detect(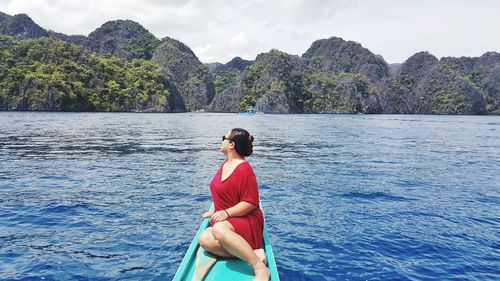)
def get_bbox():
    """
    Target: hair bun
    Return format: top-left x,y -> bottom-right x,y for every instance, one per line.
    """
230,128 -> 254,157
